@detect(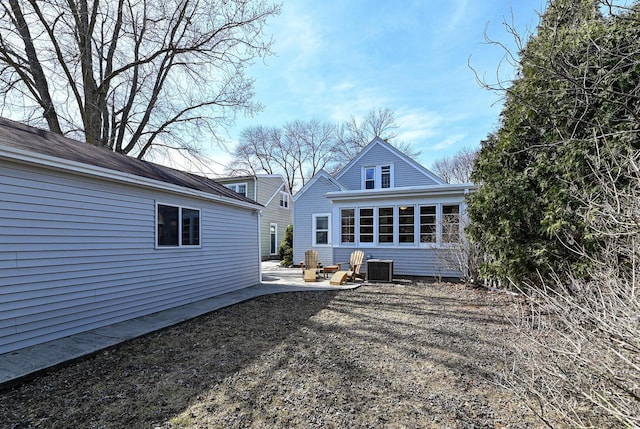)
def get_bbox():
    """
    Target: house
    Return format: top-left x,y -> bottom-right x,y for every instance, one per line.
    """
215,174 -> 293,261
293,137 -> 474,278
0,118 -> 263,355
